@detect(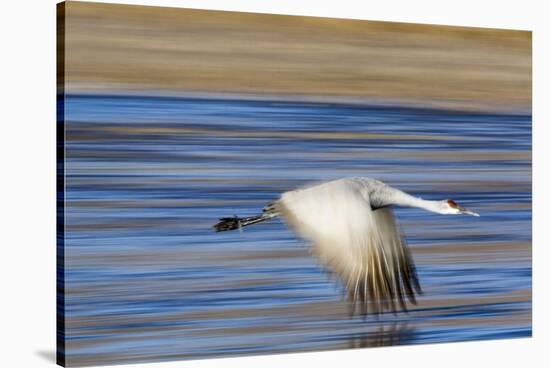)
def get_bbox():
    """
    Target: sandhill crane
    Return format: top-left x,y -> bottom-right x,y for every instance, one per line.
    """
214,177 -> 479,317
